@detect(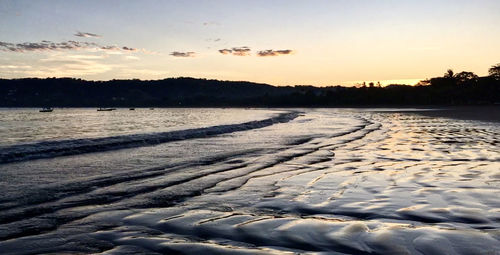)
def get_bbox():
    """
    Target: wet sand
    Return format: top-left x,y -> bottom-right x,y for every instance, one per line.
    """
411,106 -> 500,123
1,108 -> 499,254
